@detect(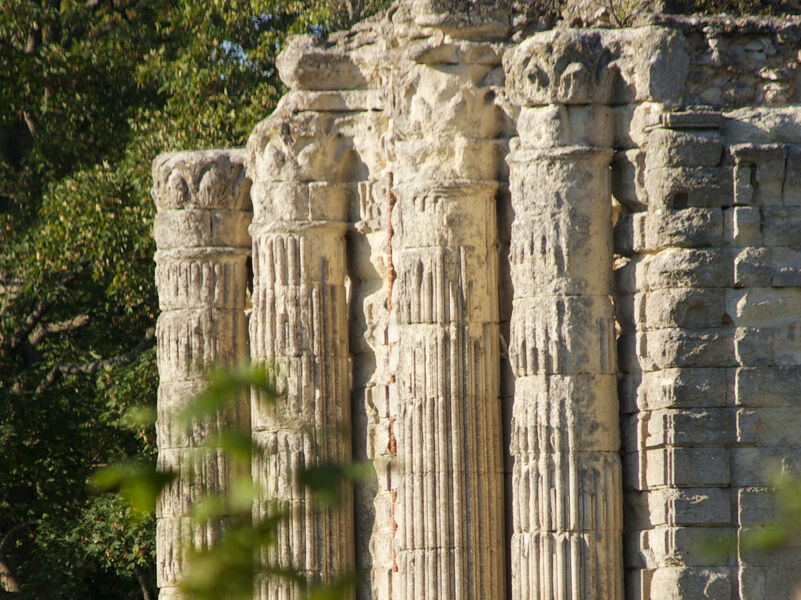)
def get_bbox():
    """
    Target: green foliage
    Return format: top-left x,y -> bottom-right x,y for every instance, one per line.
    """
93,461 -> 176,517
300,463 -> 373,508
742,473 -> 801,553
95,363 -> 362,600
0,1 -> 385,597
698,471 -> 801,566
